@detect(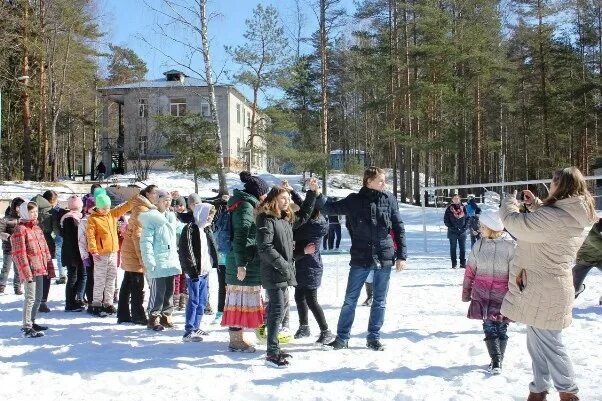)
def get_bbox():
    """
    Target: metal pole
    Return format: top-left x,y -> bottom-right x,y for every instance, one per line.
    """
421,189 -> 427,252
